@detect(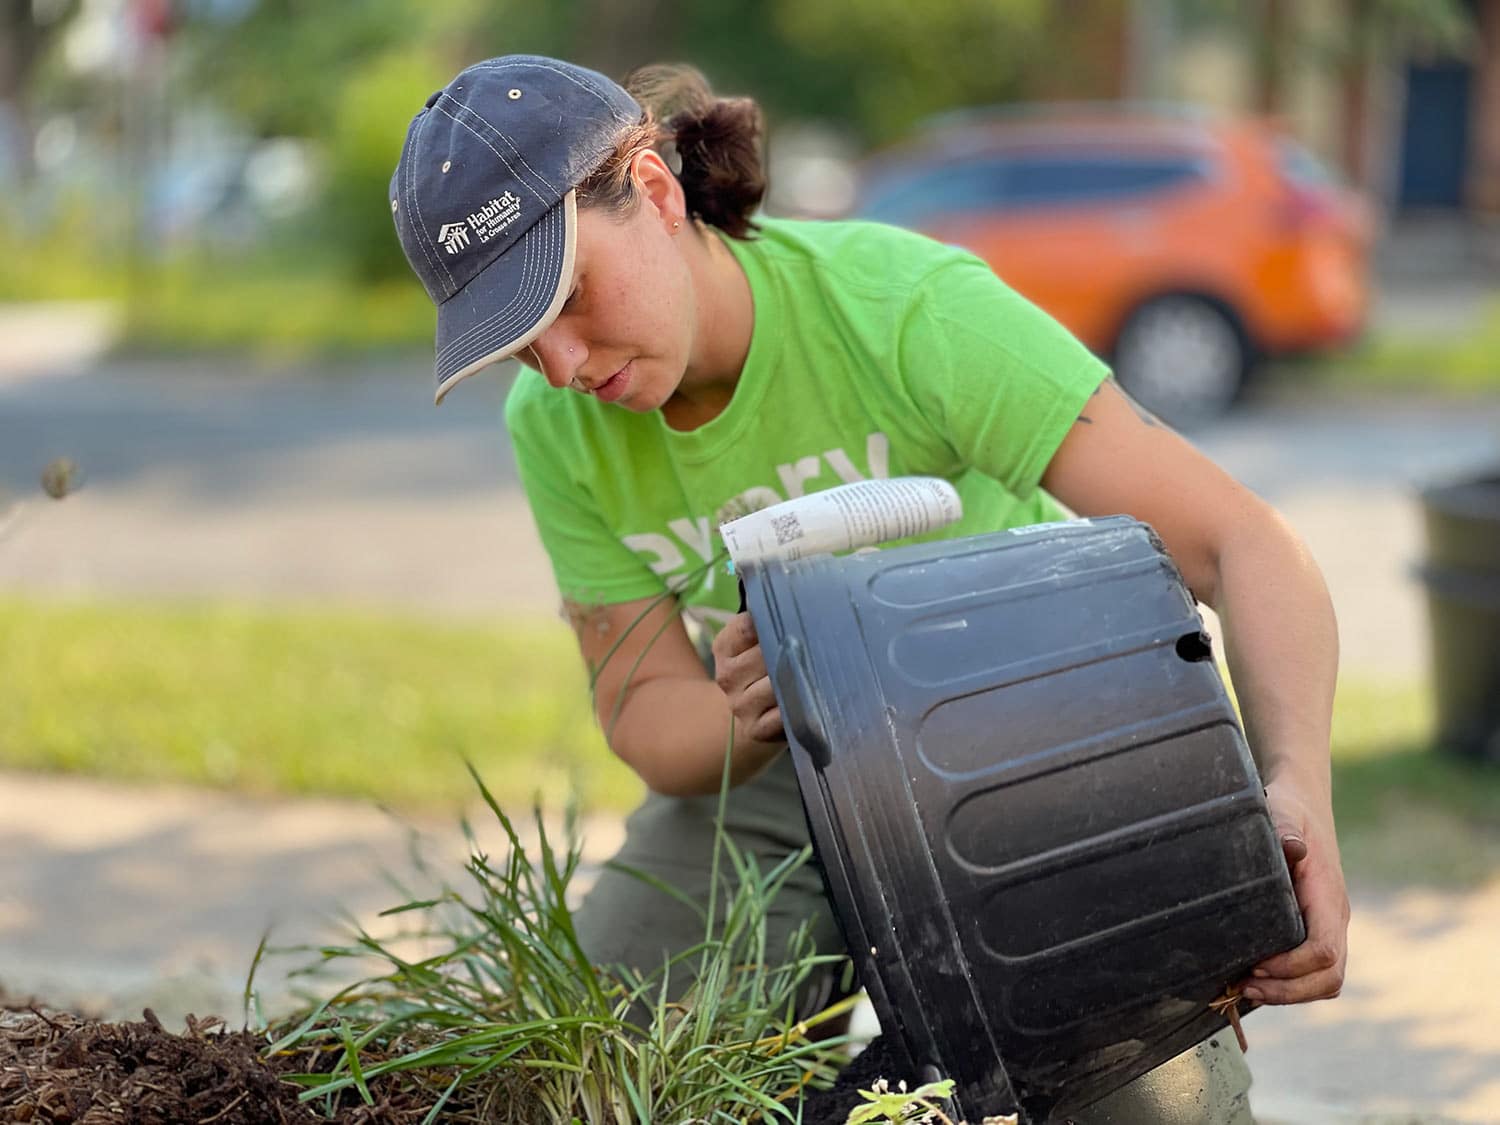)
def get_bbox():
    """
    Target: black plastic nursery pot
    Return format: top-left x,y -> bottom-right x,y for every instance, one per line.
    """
1419,469 -> 1500,764
741,516 -> 1305,1125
